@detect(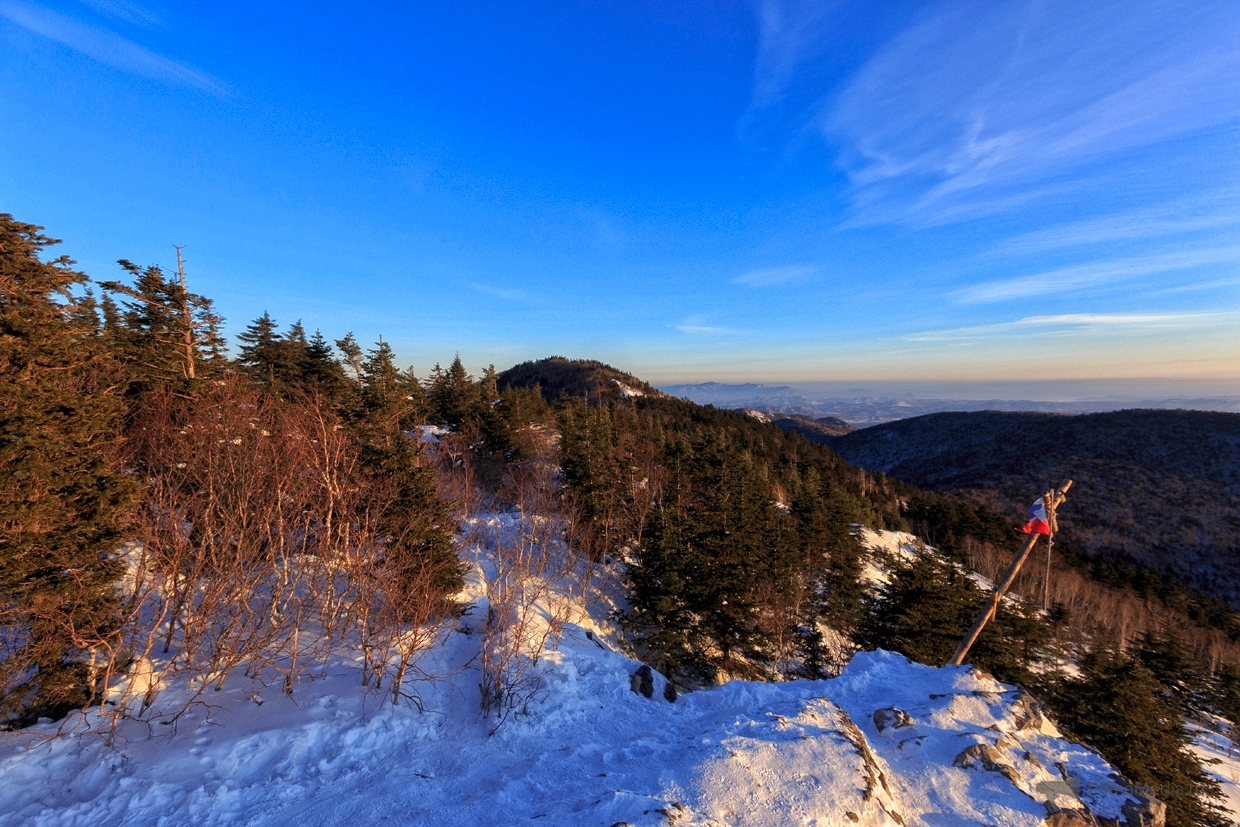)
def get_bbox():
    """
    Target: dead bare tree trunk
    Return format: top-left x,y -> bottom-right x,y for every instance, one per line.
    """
174,246 -> 195,380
